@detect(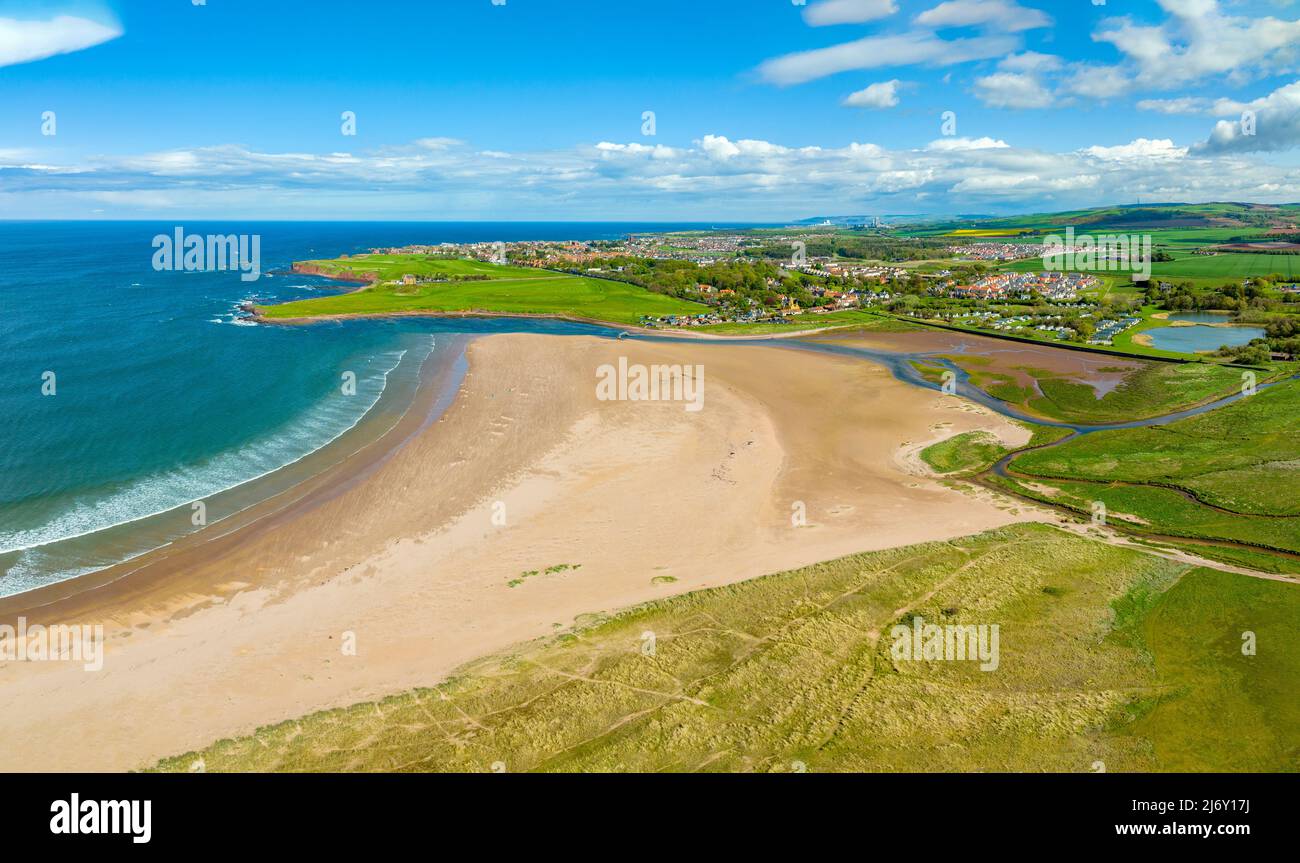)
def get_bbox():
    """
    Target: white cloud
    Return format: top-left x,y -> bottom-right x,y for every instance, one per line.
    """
999,51 -> 1061,73
10,132 -> 1300,219
975,71 -> 1054,108
1081,138 -> 1188,161
595,142 -> 683,159
759,30 -> 1015,85
1095,0 -> 1300,88
974,52 -> 1132,108
413,137 -> 464,151
926,136 -> 1010,151
915,0 -> 1052,33
1137,97 -> 1211,115
0,14 -> 121,68
803,0 -> 898,27
1061,65 -> 1132,100
1196,79 -> 1300,153
843,79 -> 902,108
